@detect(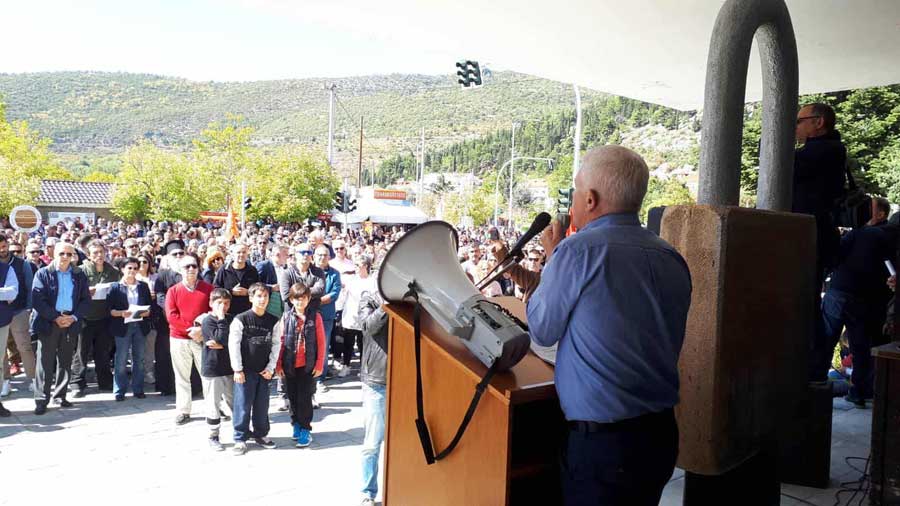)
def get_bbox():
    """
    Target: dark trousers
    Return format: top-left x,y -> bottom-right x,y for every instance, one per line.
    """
154,317 -> 175,394
336,329 -> 362,366
285,368 -> 316,430
71,318 -> 113,391
561,409 -> 678,506
812,289 -> 884,399
34,324 -> 79,405
233,371 -> 271,441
